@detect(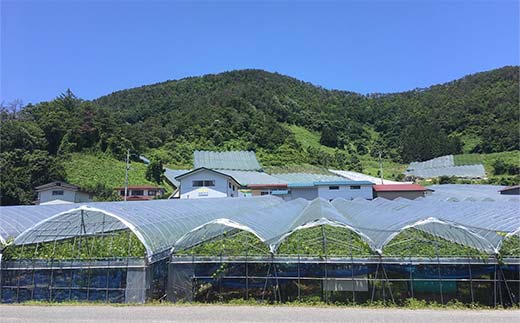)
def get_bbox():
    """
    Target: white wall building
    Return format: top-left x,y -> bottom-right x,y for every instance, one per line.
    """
288,181 -> 374,201
35,181 -> 93,204
176,168 -> 241,199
